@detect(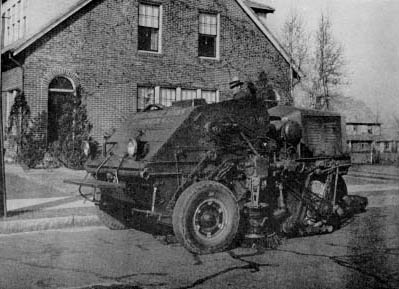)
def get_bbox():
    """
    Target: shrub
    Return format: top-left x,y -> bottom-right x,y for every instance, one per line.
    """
19,111 -> 47,168
6,91 -> 31,159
